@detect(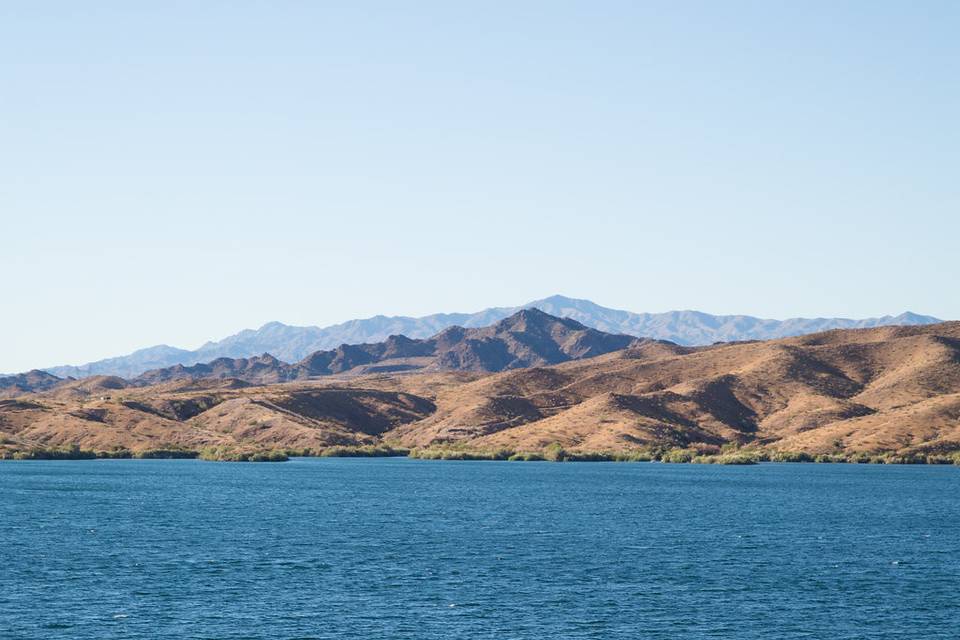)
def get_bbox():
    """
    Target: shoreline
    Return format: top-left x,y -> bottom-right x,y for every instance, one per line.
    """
2,444 -> 959,466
